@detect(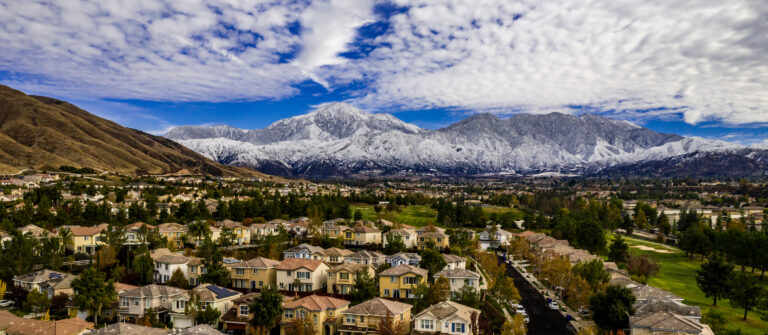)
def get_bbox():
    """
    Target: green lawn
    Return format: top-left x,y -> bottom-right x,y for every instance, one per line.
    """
350,204 -> 520,228
610,234 -> 768,334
